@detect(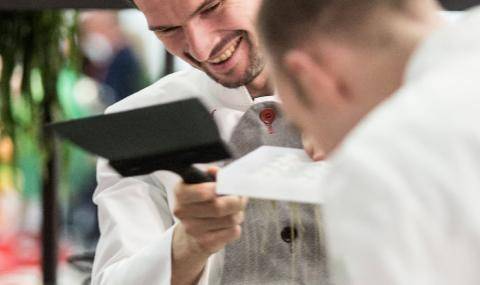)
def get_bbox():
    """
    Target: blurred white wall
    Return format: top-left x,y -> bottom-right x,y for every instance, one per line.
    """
118,9 -> 191,82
